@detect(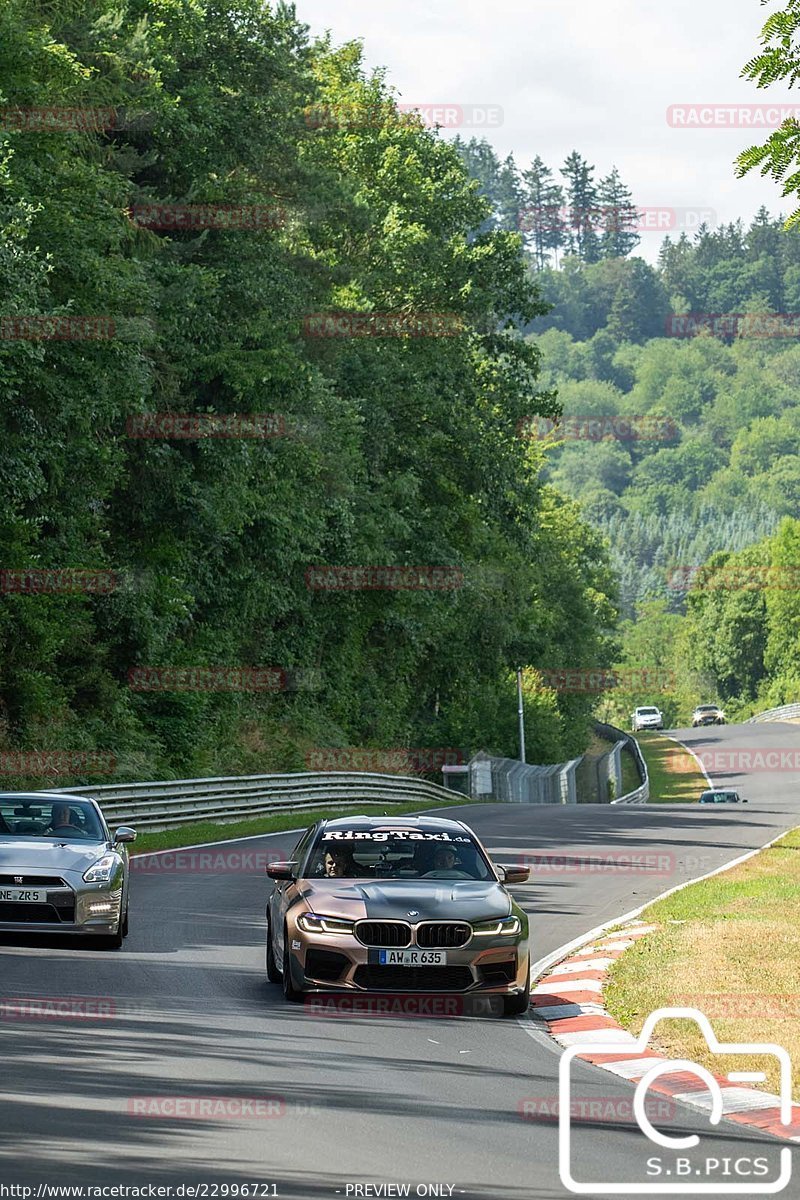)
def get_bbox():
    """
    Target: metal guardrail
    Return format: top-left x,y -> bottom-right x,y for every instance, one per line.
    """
594,721 -> 650,805
44,772 -> 457,830
458,753 -> 581,805
746,703 -> 800,724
